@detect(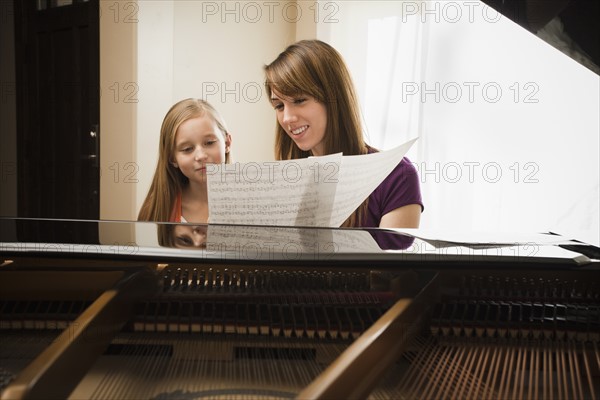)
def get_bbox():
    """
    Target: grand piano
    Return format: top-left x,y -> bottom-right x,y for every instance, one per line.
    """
0,217 -> 598,399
